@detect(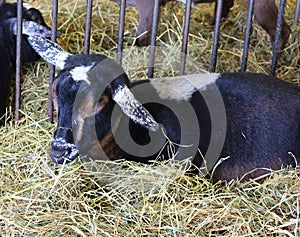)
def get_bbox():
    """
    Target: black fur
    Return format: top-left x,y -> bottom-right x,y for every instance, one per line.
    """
111,73 -> 300,181
0,2 -> 50,123
51,55 -> 300,182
